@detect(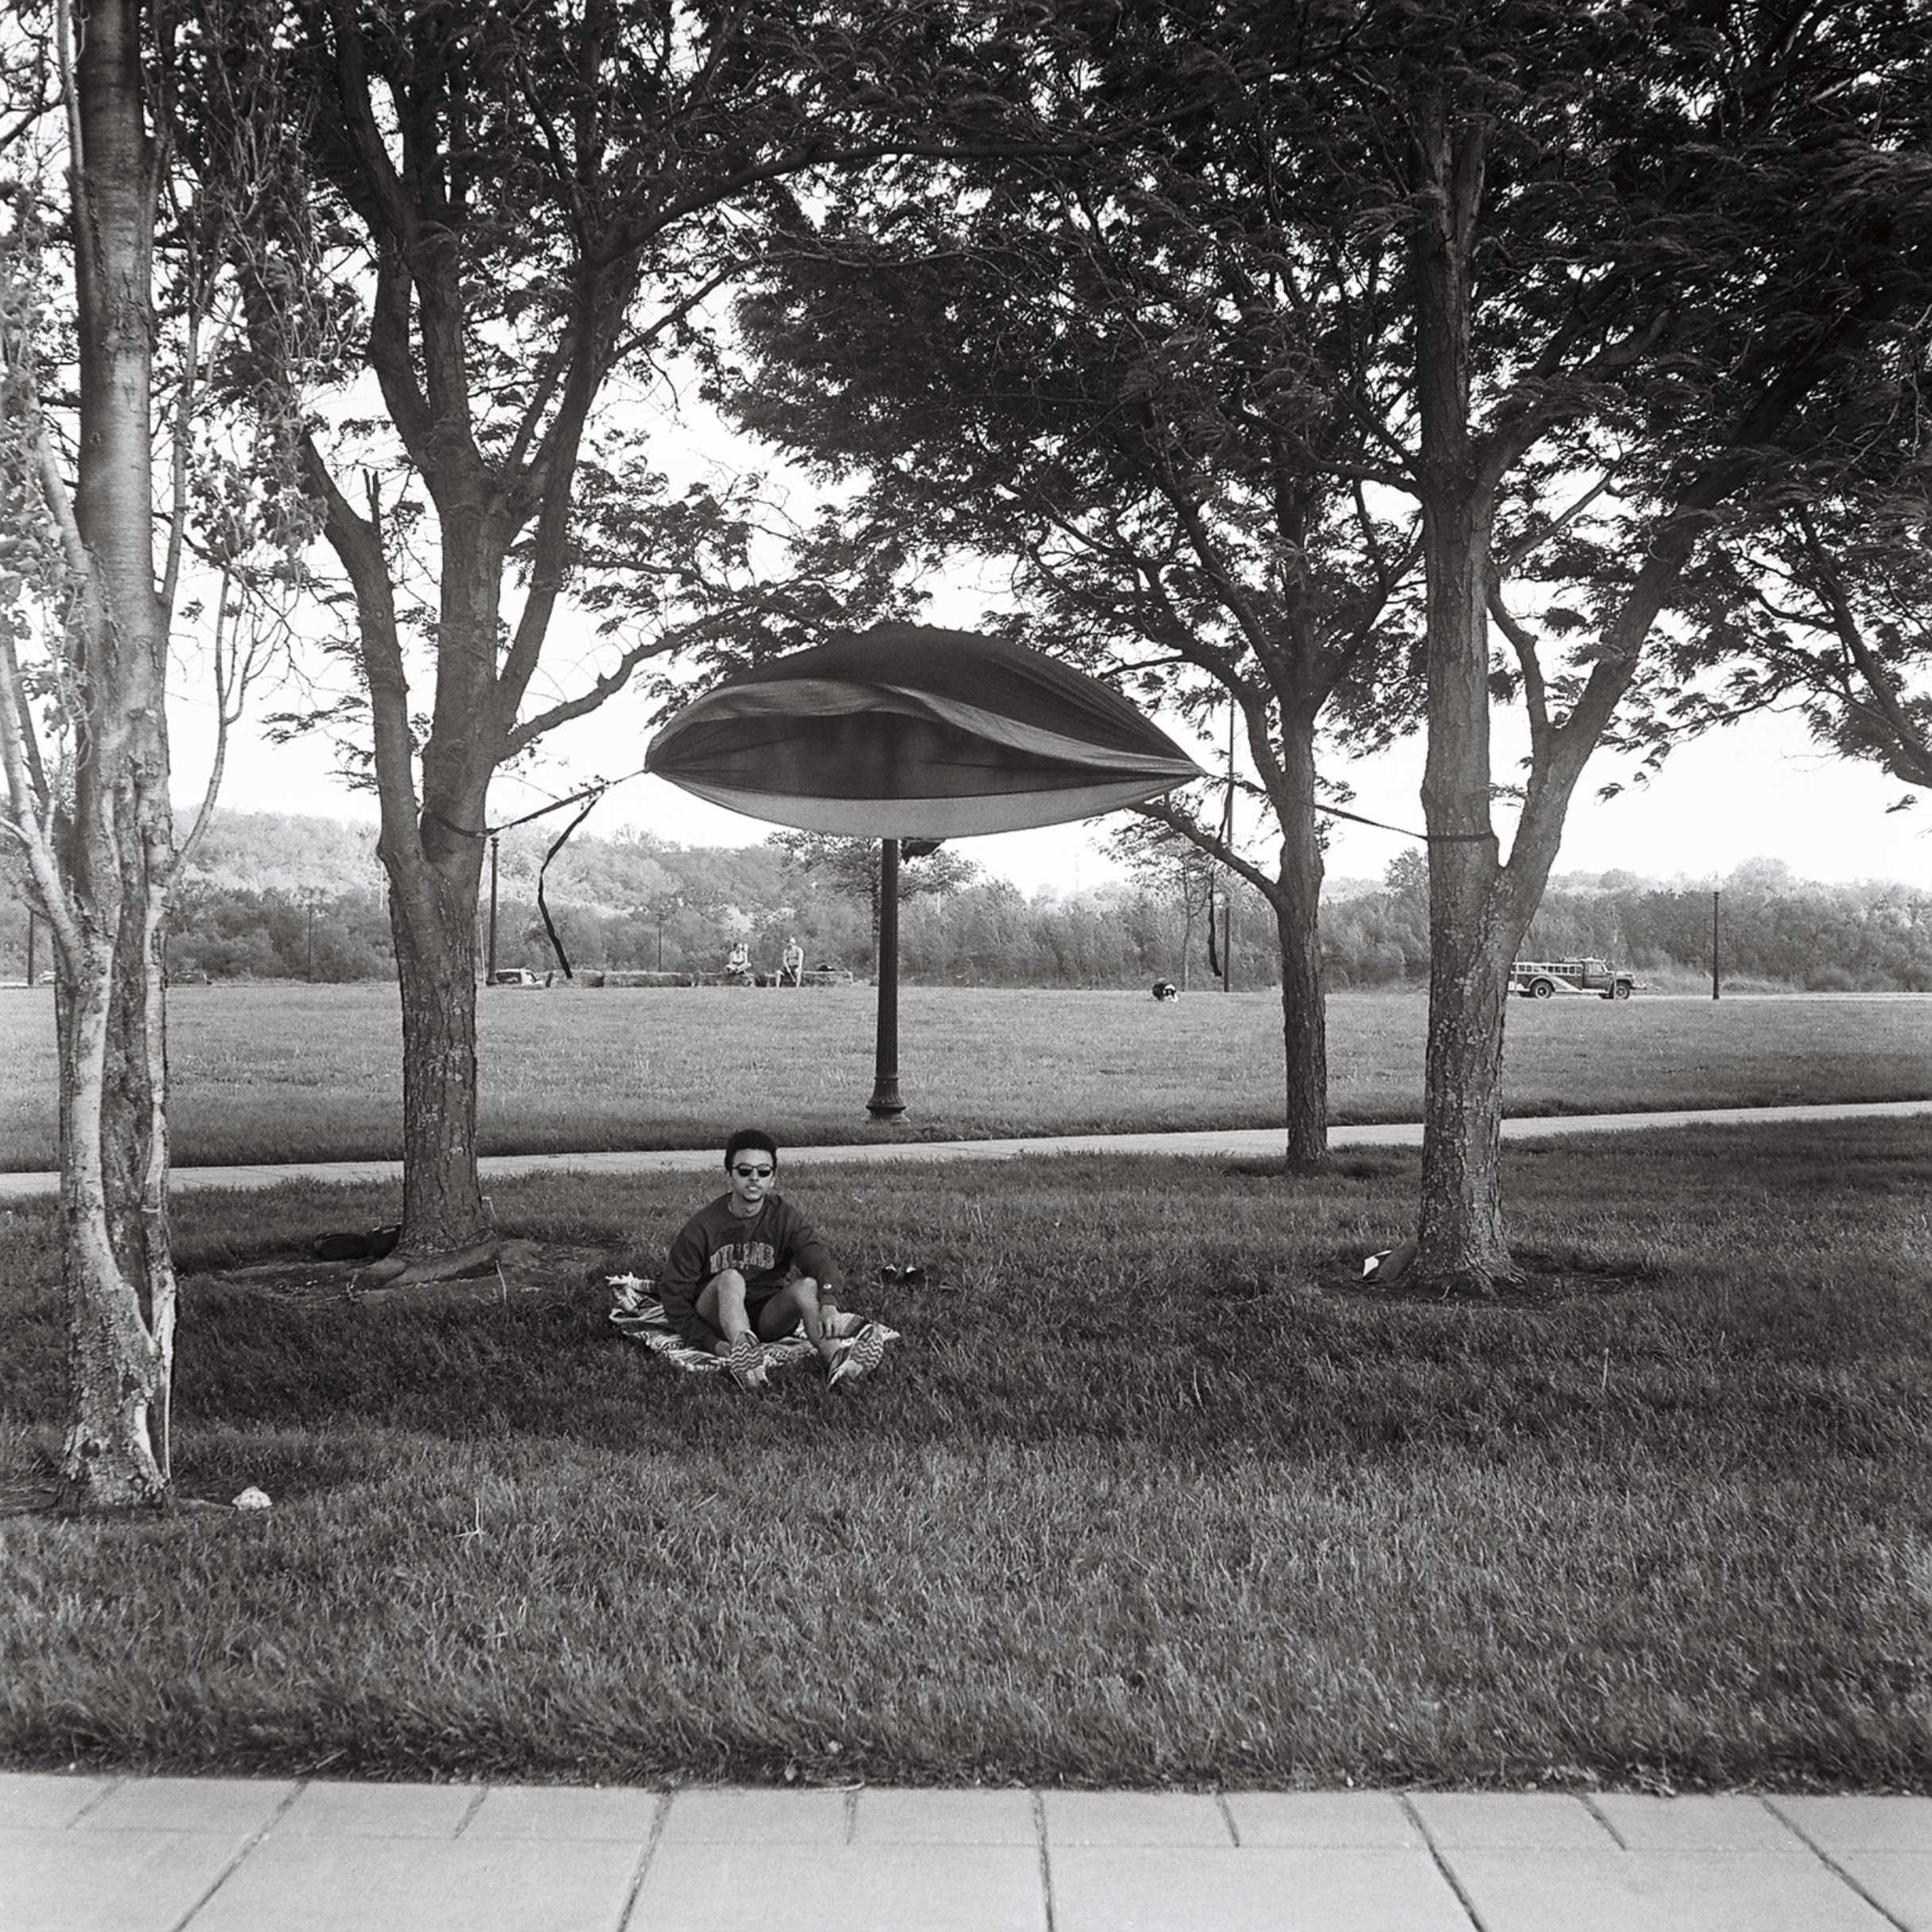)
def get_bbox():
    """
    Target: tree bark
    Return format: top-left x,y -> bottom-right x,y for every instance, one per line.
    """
1273,715 -> 1328,1173
375,504 -> 503,1259
1413,453 -> 1521,1286
54,0 -> 178,1505
387,831 -> 492,1255
1409,96 -> 1519,1292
